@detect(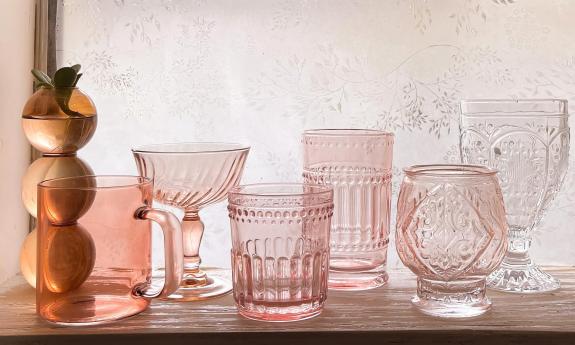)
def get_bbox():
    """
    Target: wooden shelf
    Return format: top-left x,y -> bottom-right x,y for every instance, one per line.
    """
1,267 -> 574,345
